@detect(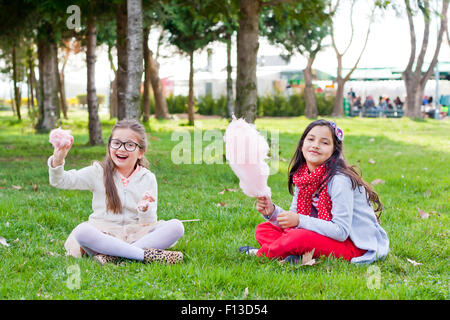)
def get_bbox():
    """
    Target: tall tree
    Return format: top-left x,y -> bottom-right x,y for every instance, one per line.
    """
160,0 -> 222,125
261,1 -> 331,118
143,3 -> 170,120
124,0 -> 144,120
329,0 -> 378,117
402,0 -> 448,118
234,0 -> 300,123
